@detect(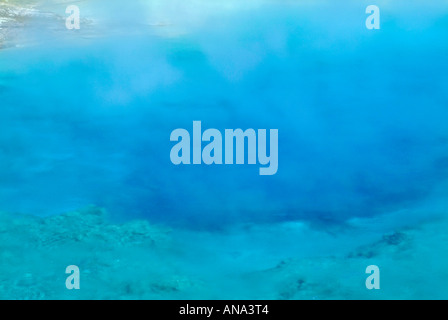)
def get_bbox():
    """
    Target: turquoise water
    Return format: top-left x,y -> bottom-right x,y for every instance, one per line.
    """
0,0 -> 447,299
